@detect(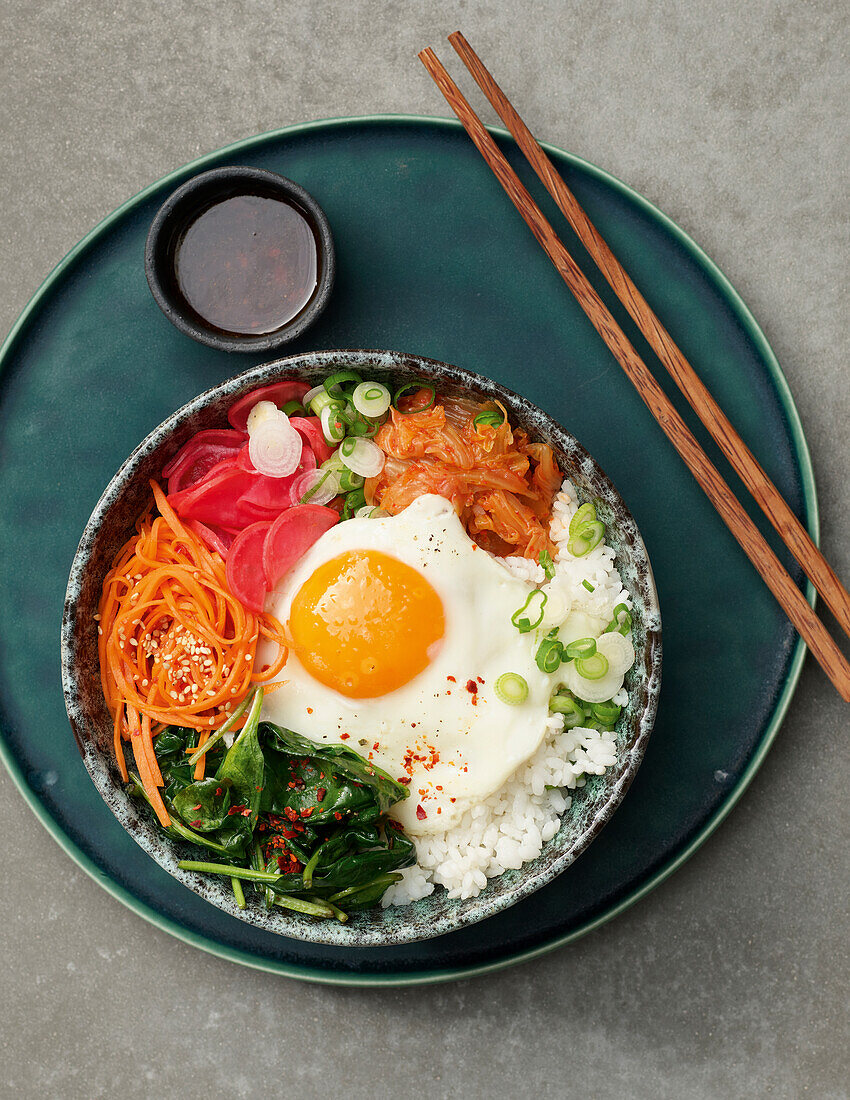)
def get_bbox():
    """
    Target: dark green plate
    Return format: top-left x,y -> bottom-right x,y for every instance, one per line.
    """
0,116 -> 815,985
